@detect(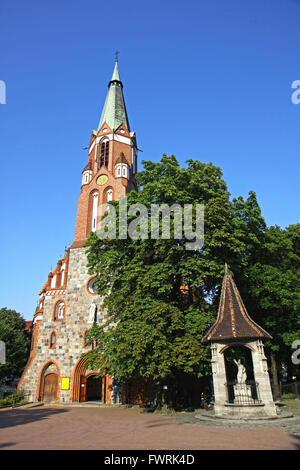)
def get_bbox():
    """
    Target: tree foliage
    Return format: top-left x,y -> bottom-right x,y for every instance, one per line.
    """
0,308 -> 31,388
230,194 -> 300,384
83,156 -> 245,386
245,224 -> 300,380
